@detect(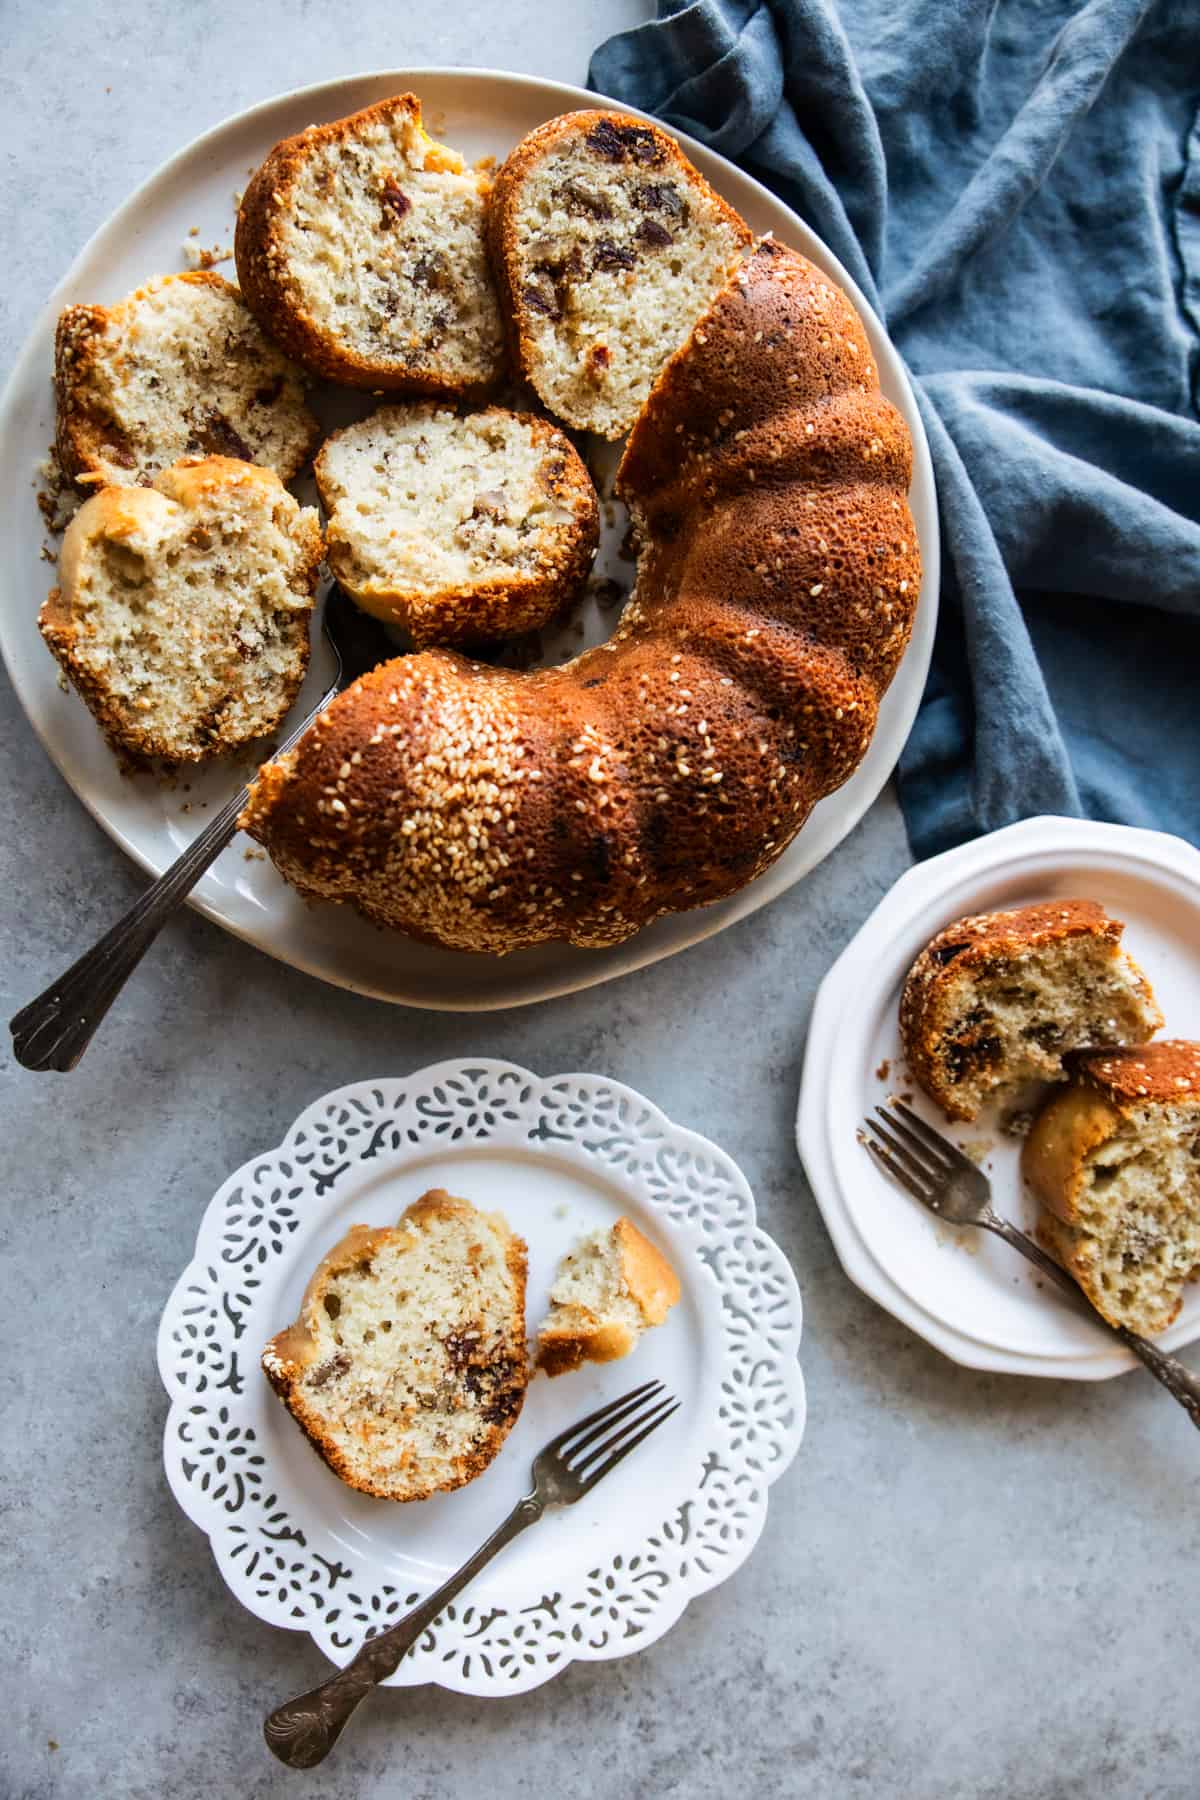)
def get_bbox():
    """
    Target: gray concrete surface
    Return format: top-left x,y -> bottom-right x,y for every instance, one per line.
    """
3,5 -> 1198,1797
